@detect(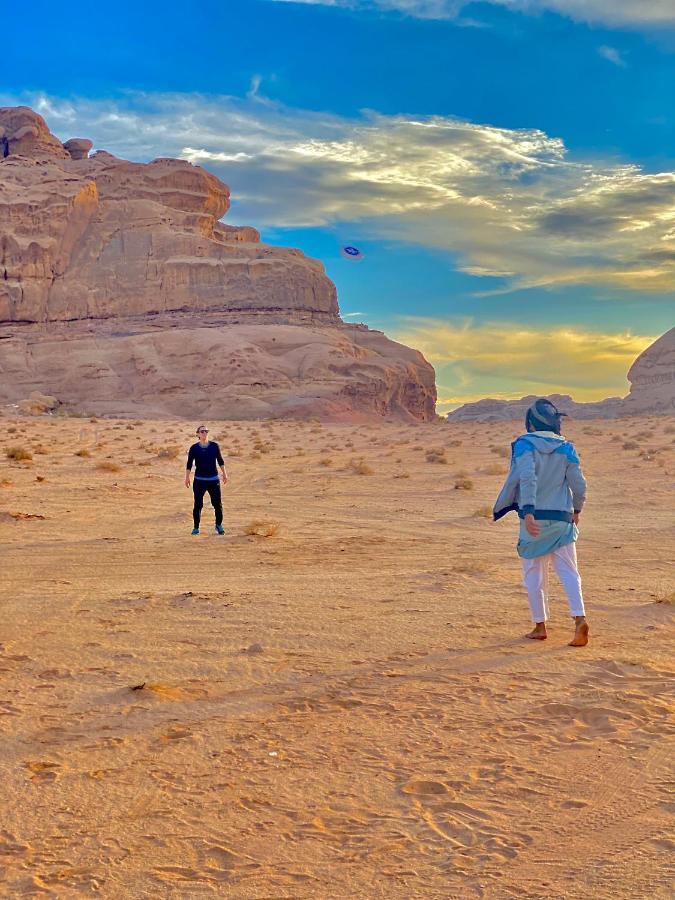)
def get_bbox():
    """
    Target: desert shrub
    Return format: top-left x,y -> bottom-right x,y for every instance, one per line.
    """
228,448 -> 243,457
157,446 -> 180,459
348,457 -> 374,475
319,457 -> 333,467
36,475 -> 46,482
664,425 -> 675,434
96,461 -> 121,473
454,476 -> 474,490
250,451 -> 262,460
447,439 -> 462,448
490,446 -> 510,458
7,427 -> 17,434
452,560 -> 487,575
473,505 -> 493,518
425,448 -> 448,464
74,449 -> 92,458
244,520 -> 280,537
622,441 -> 639,451
5,447 -> 32,461
653,585 -> 674,604
482,462 -> 507,475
